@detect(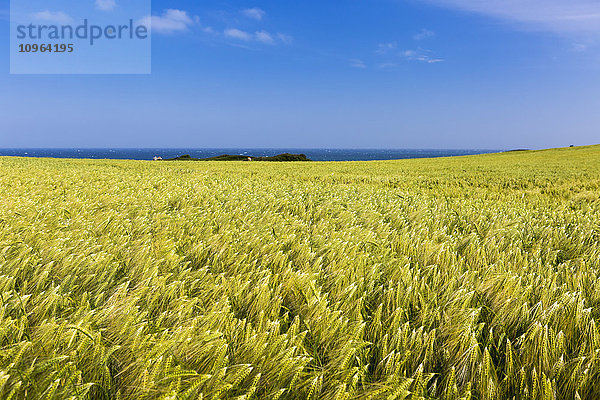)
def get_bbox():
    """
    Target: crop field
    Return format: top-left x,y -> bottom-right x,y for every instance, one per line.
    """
1,145 -> 600,400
